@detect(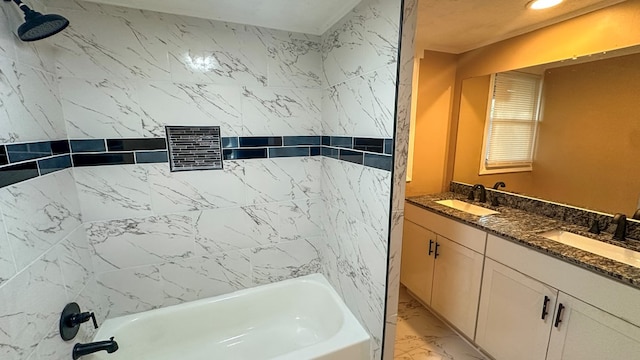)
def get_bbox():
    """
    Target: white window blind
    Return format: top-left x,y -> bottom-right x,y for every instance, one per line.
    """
483,71 -> 542,171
